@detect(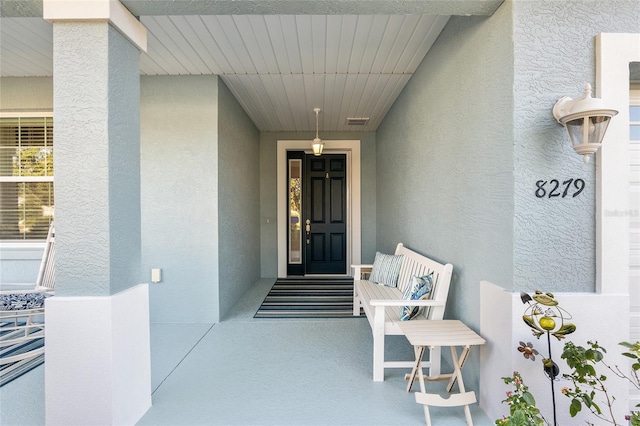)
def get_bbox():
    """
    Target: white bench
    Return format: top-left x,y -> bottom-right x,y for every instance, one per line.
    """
352,243 -> 453,382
